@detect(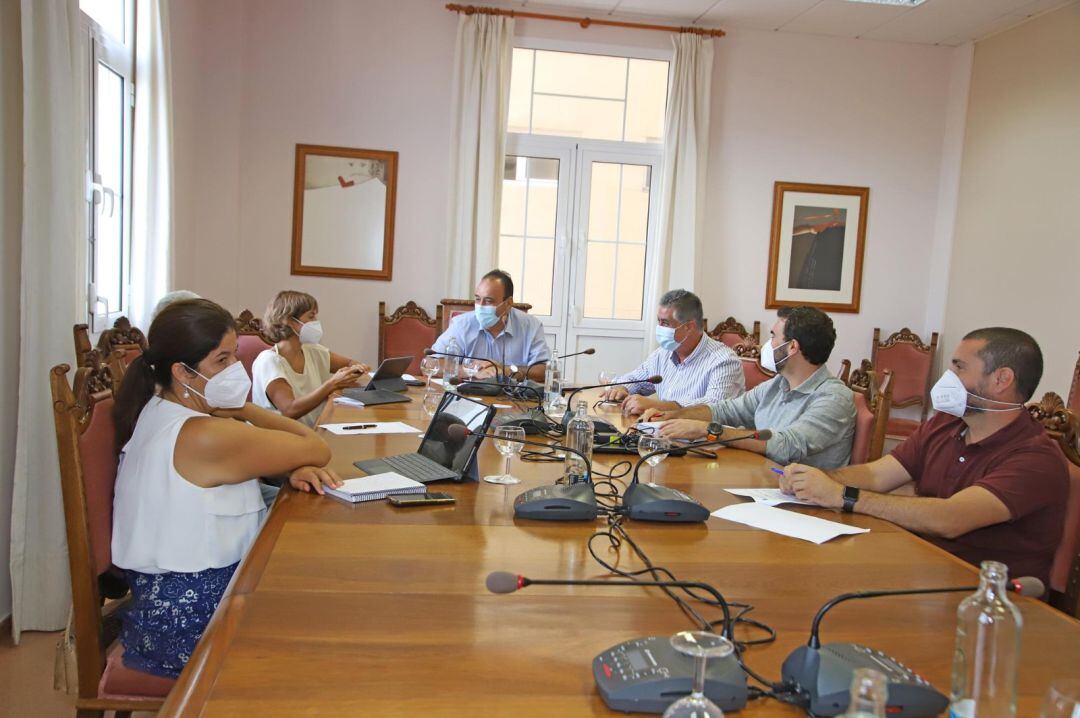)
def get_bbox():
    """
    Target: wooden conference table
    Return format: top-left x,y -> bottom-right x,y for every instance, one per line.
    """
162,386 -> 1080,716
